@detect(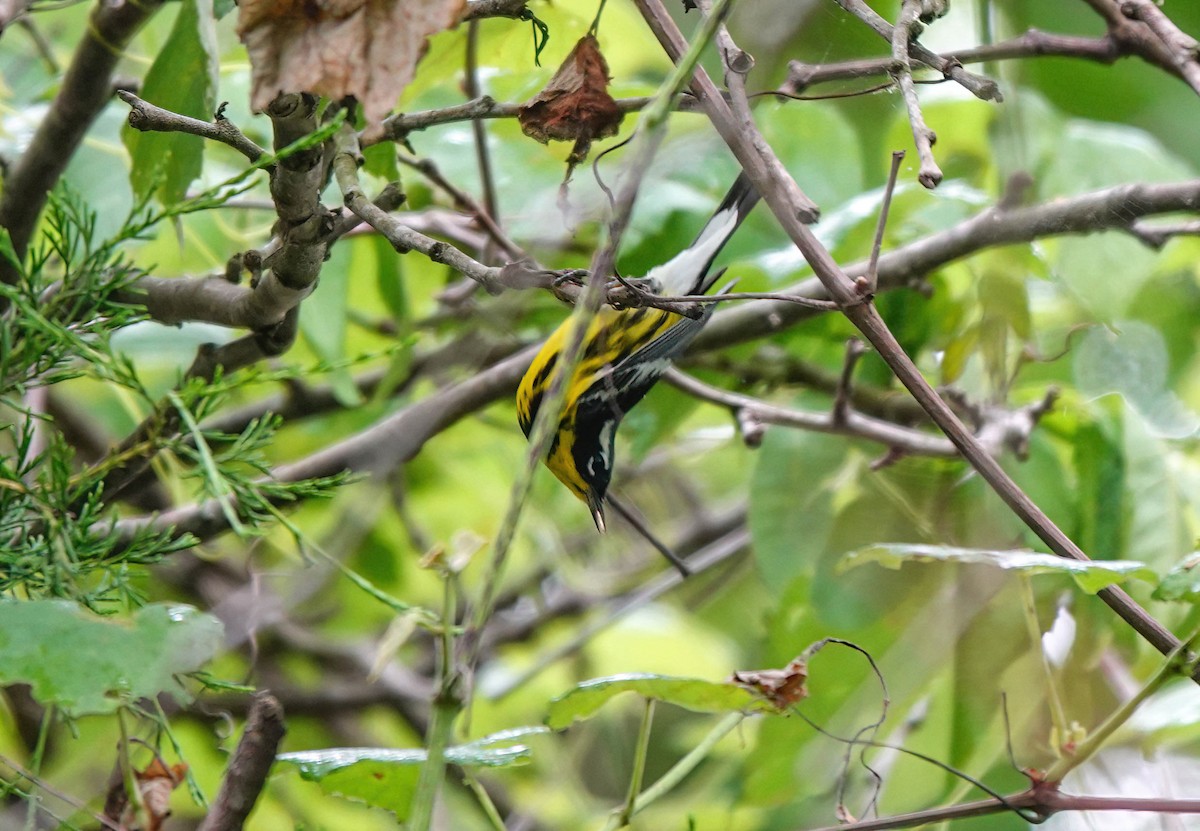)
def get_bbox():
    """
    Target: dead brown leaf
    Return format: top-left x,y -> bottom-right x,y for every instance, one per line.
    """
103,755 -> 188,831
730,656 -> 809,711
518,35 -> 624,164
238,0 -> 465,137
